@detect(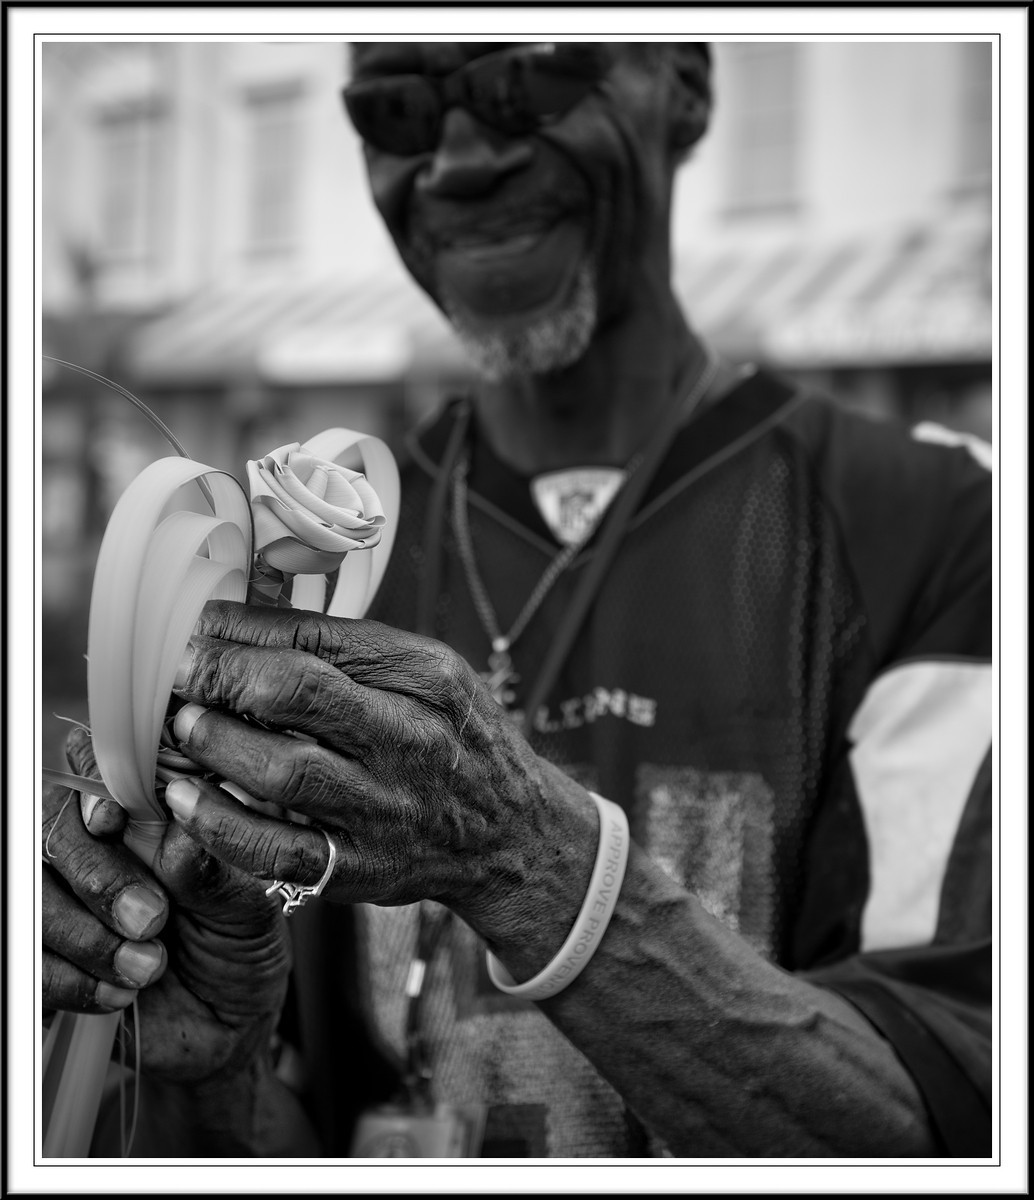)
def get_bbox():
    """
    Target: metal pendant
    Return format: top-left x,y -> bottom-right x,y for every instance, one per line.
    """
482,644 -> 520,709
